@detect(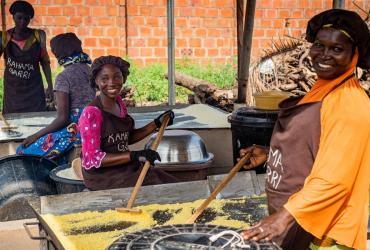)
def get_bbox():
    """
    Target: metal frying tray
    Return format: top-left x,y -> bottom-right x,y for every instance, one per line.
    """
27,171 -> 266,250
